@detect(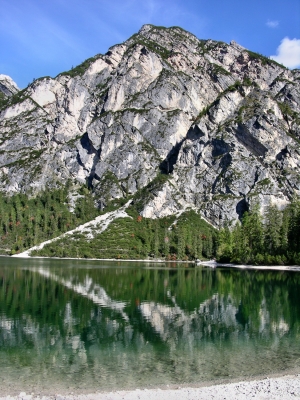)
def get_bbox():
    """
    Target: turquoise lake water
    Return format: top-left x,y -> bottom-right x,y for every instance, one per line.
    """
0,257 -> 300,394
